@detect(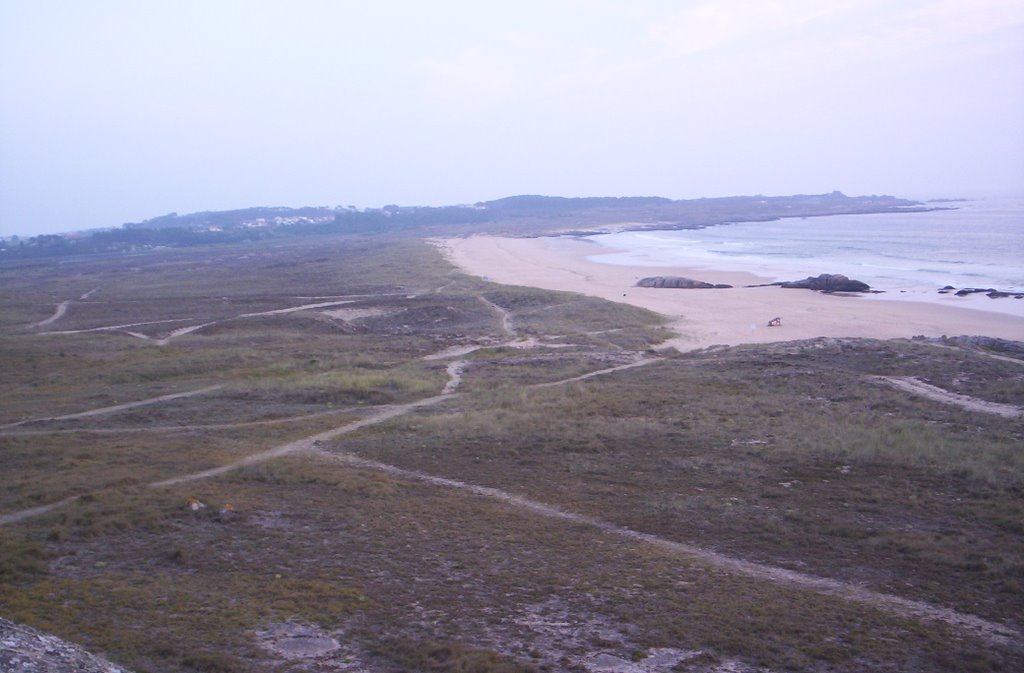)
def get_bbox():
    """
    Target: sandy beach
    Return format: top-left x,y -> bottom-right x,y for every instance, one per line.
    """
439,235 -> 1024,351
